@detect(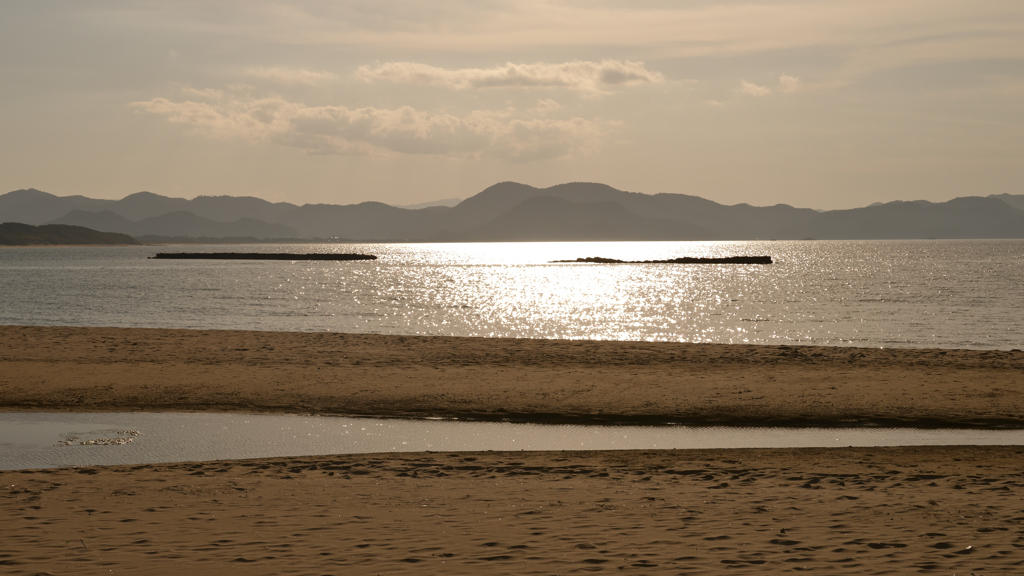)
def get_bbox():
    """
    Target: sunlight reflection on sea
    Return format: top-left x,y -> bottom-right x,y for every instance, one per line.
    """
0,240 -> 1021,349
